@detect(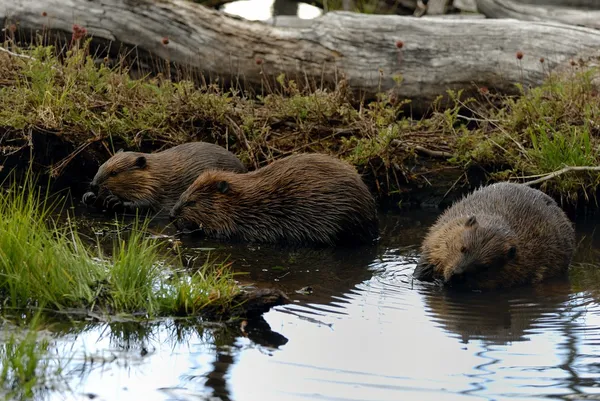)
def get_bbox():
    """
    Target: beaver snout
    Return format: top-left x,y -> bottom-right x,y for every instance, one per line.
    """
452,261 -> 472,277
171,215 -> 198,232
